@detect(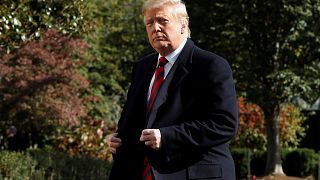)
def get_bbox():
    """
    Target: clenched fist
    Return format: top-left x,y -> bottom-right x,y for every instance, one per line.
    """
140,129 -> 162,150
